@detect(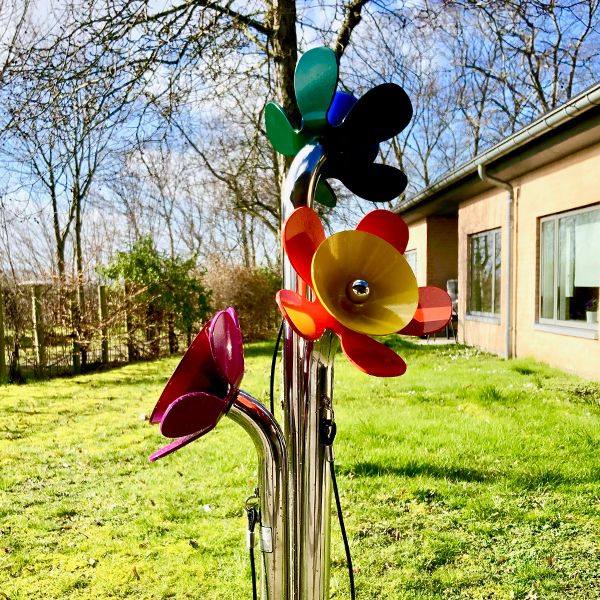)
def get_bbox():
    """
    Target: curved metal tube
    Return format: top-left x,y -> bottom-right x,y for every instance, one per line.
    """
228,392 -> 289,599
224,141 -> 333,600
281,142 -> 337,599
